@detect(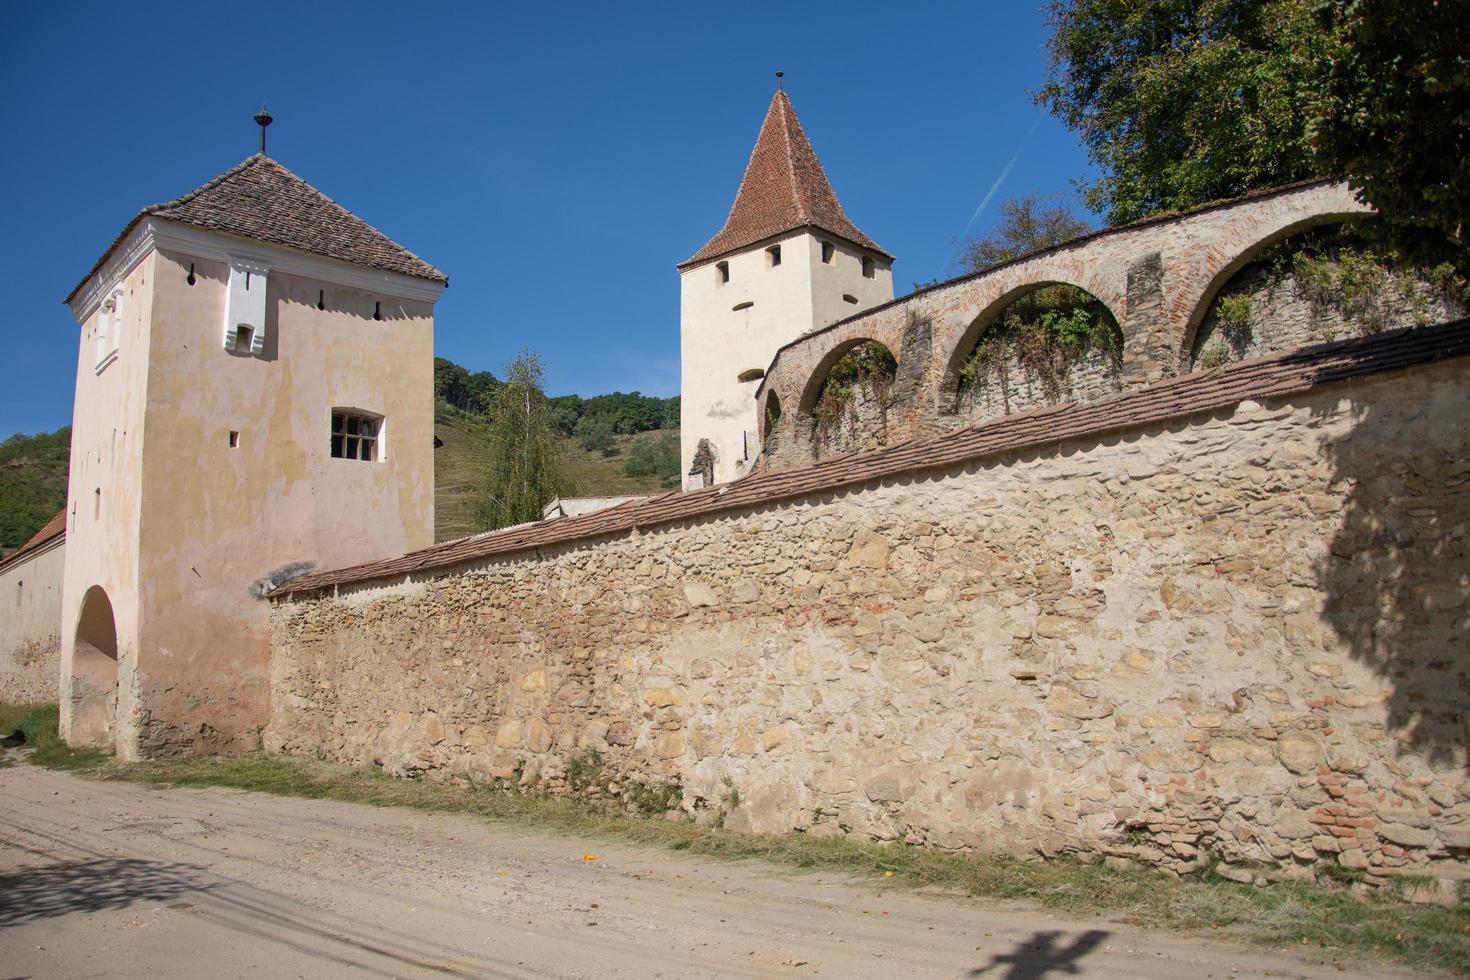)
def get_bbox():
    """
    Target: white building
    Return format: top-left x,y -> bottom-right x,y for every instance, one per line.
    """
678,86 -> 893,488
